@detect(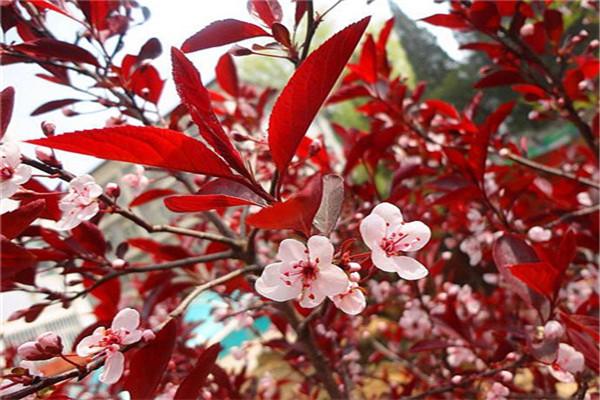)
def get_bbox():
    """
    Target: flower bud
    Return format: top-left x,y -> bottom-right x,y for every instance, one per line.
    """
348,262 -> 361,272
520,23 -> 535,37
41,121 -> 55,137
544,320 -> 564,340
142,329 -> 156,342
105,182 -> 120,198
349,272 -> 361,282
36,332 -> 63,354
17,332 -> 63,361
